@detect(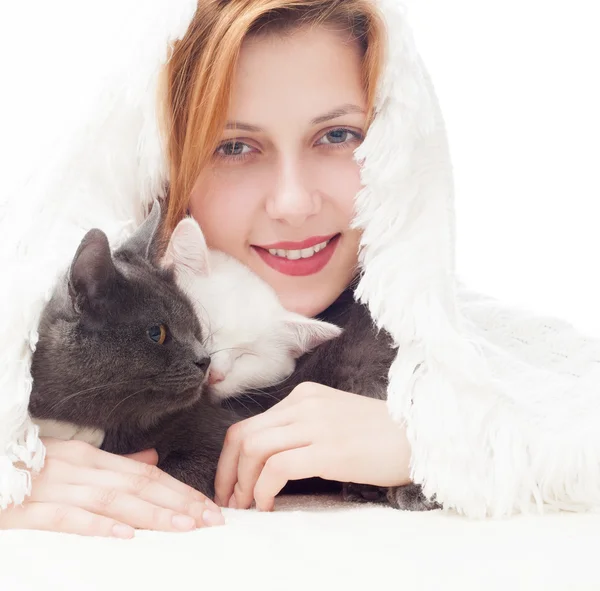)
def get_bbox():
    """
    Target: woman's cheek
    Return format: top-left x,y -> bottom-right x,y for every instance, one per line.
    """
312,153 -> 362,217
191,168 -> 265,252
